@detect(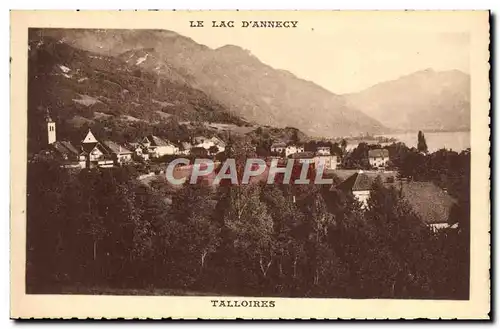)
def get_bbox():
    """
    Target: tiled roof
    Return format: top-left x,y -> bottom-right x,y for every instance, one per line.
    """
271,142 -> 287,148
335,172 -> 373,192
60,141 -> 79,156
291,151 -> 315,159
102,140 -> 132,154
52,141 -> 79,159
211,136 -> 226,147
368,149 -> 389,158
150,135 -> 172,147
